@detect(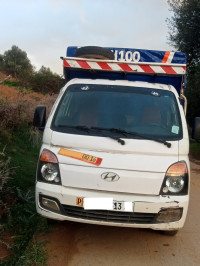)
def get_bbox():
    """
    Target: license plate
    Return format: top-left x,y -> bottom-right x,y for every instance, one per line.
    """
84,198 -> 113,210
113,201 -> 133,212
82,198 -> 133,212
